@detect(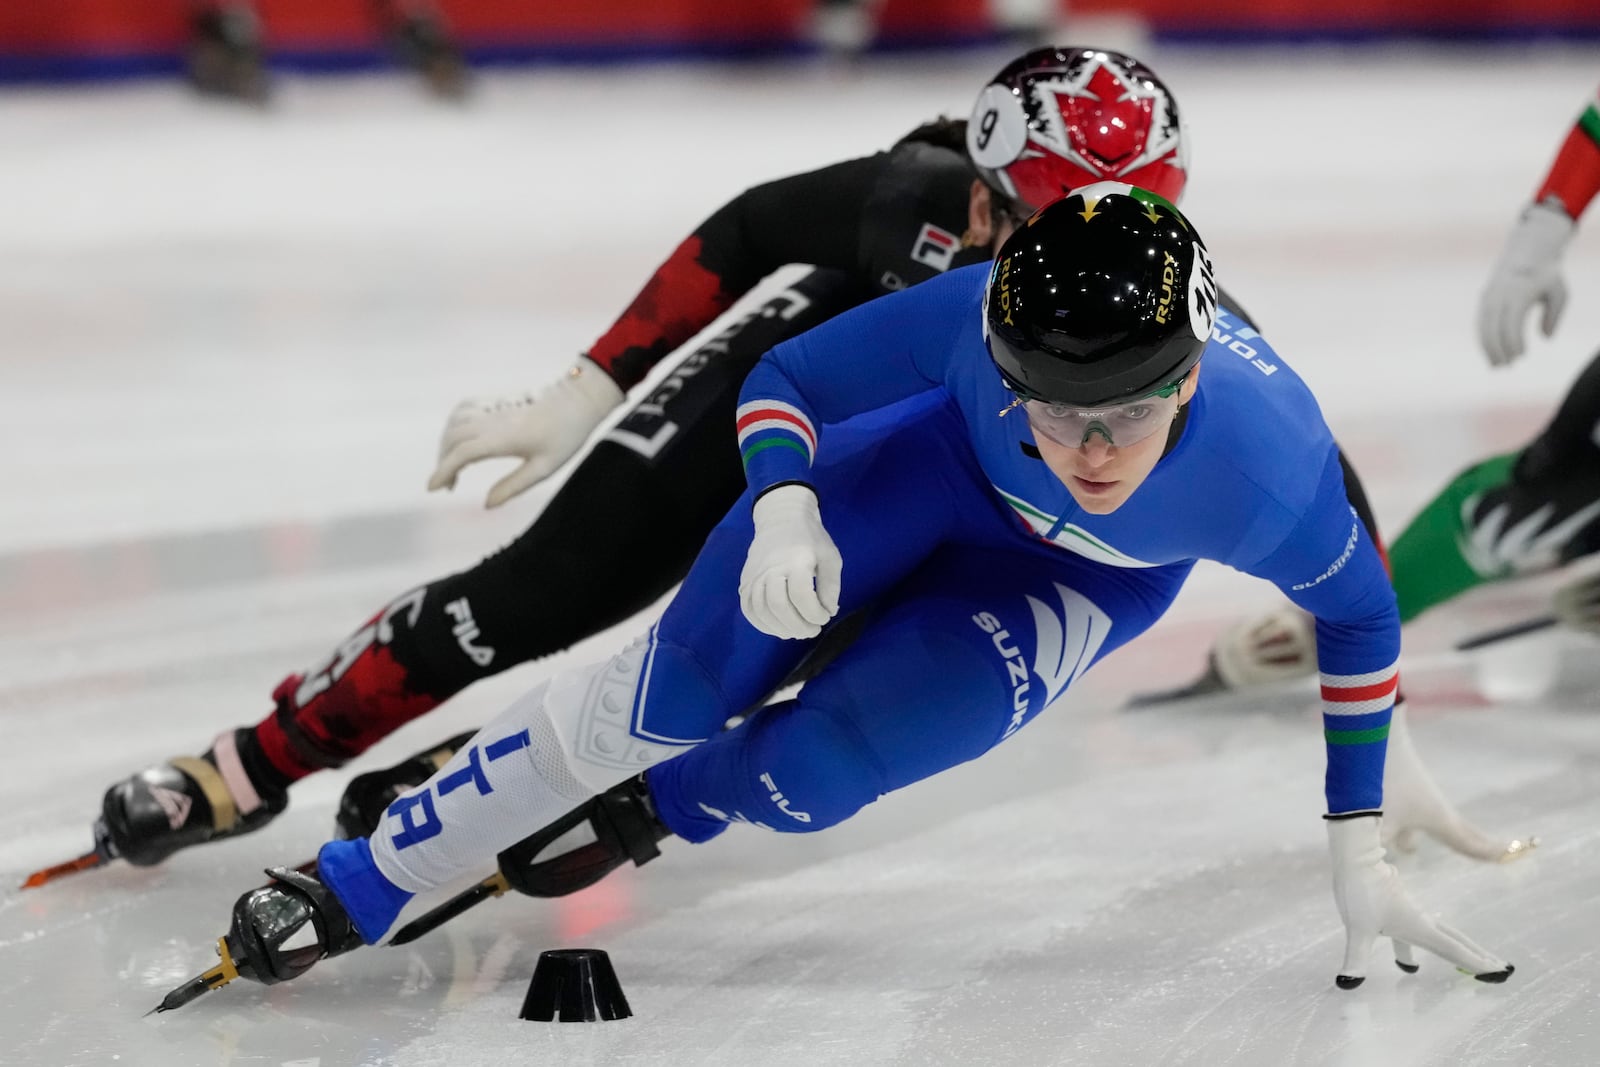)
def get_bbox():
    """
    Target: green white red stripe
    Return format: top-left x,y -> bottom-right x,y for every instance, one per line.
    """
737,400 -> 817,467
